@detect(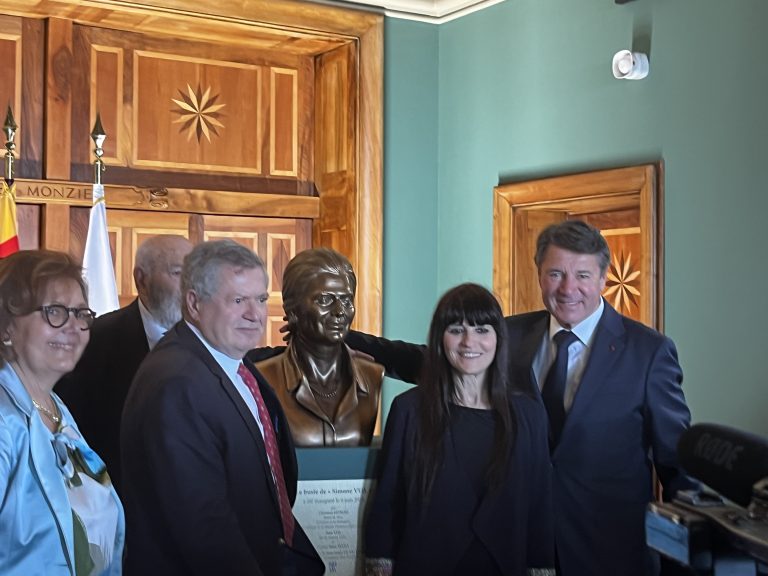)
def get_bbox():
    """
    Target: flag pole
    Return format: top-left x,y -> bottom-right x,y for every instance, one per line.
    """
82,113 -> 119,315
91,113 -> 105,185
0,106 -> 20,257
3,105 -> 16,181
